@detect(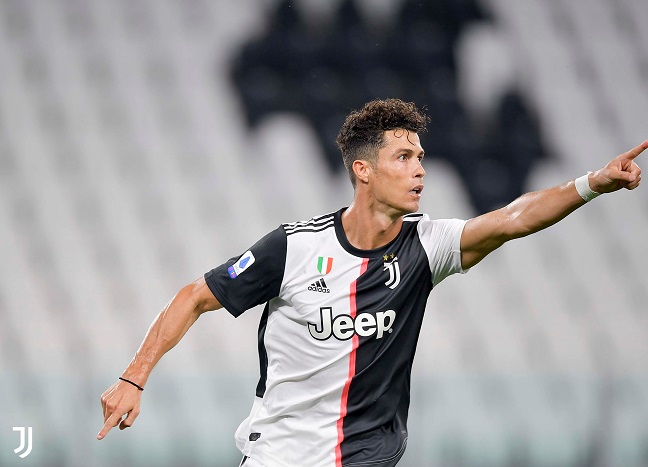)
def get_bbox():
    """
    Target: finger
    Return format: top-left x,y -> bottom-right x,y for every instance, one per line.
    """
101,392 -> 116,422
627,175 -> 641,190
119,407 -> 140,430
610,168 -> 637,184
620,140 -> 648,161
101,393 -> 110,420
97,412 -> 123,440
100,384 -> 118,420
